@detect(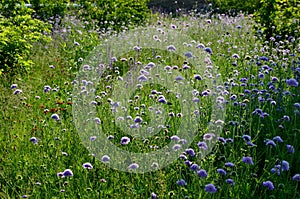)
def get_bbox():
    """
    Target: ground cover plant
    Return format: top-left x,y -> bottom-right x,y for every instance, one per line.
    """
0,1 -> 300,199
